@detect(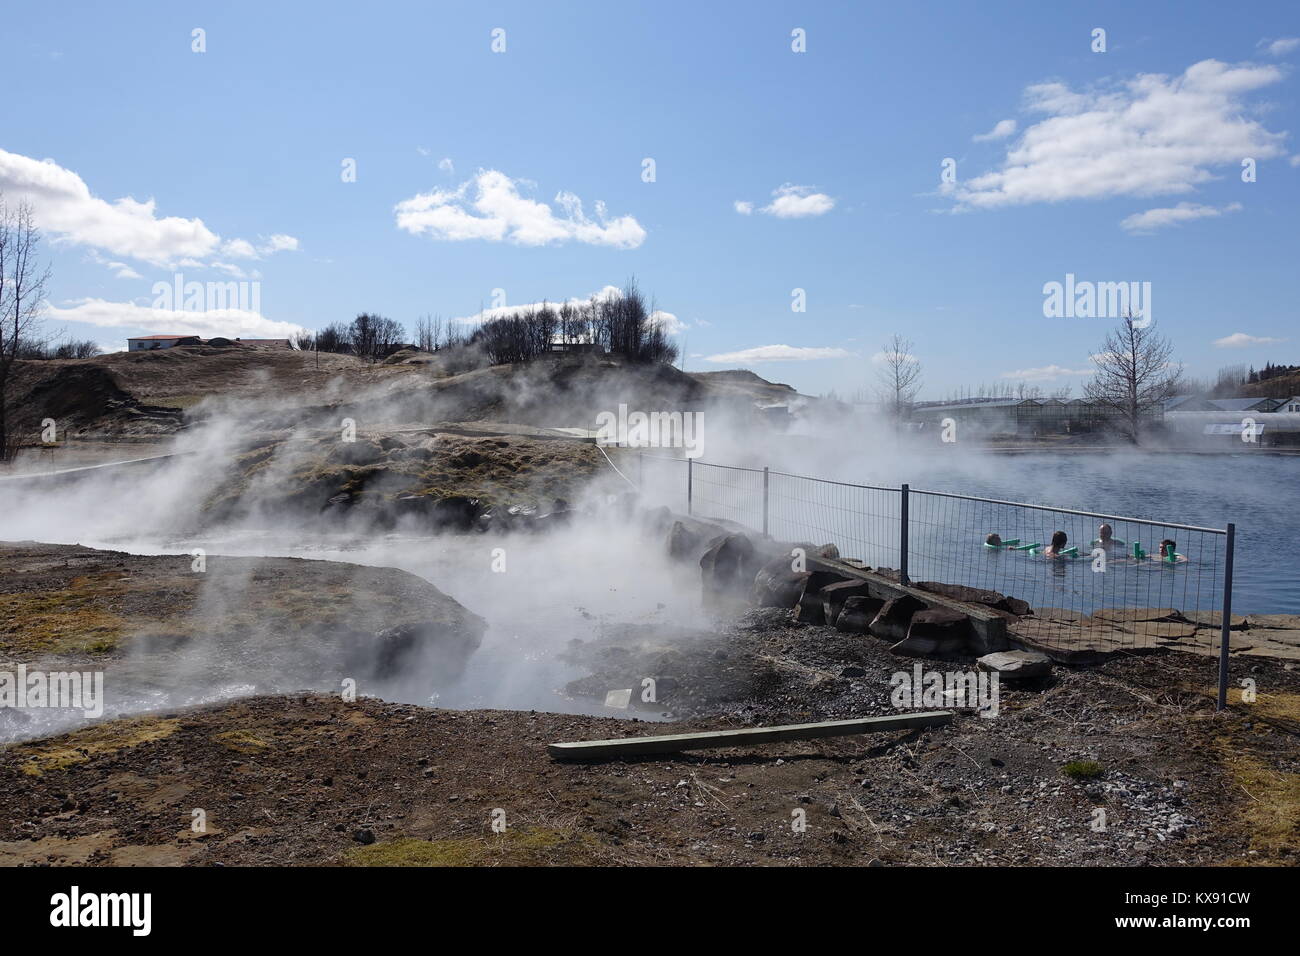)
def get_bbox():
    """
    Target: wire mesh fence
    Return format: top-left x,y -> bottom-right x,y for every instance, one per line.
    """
637,452 -> 1235,701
